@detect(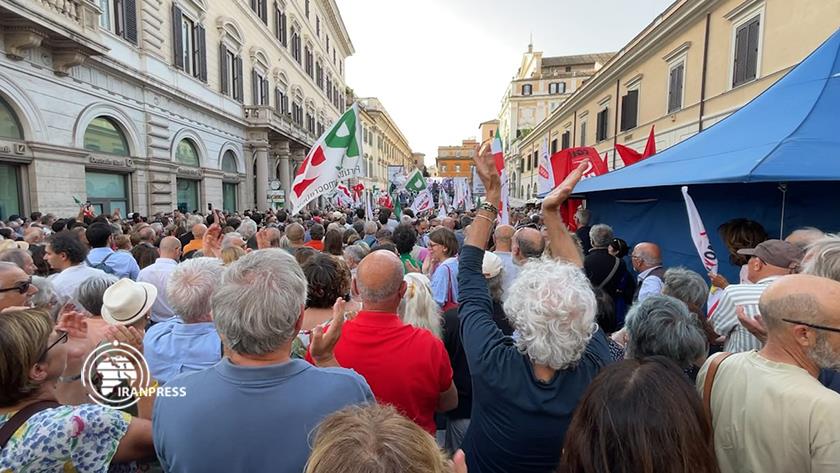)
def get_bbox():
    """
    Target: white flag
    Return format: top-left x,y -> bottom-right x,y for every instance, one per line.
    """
537,136 -> 555,197
410,188 -> 434,214
289,104 -> 363,215
365,190 -> 374,221
681,186 -> 718,274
